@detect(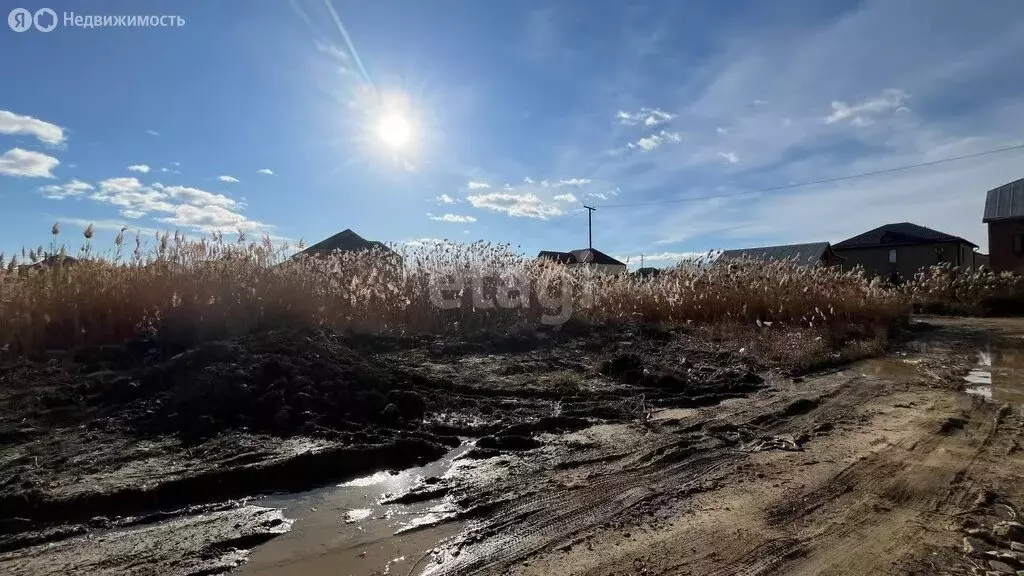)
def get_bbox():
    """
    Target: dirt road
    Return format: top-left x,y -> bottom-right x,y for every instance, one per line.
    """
2,317 -> 1023,575
414,317 -> 1024,576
